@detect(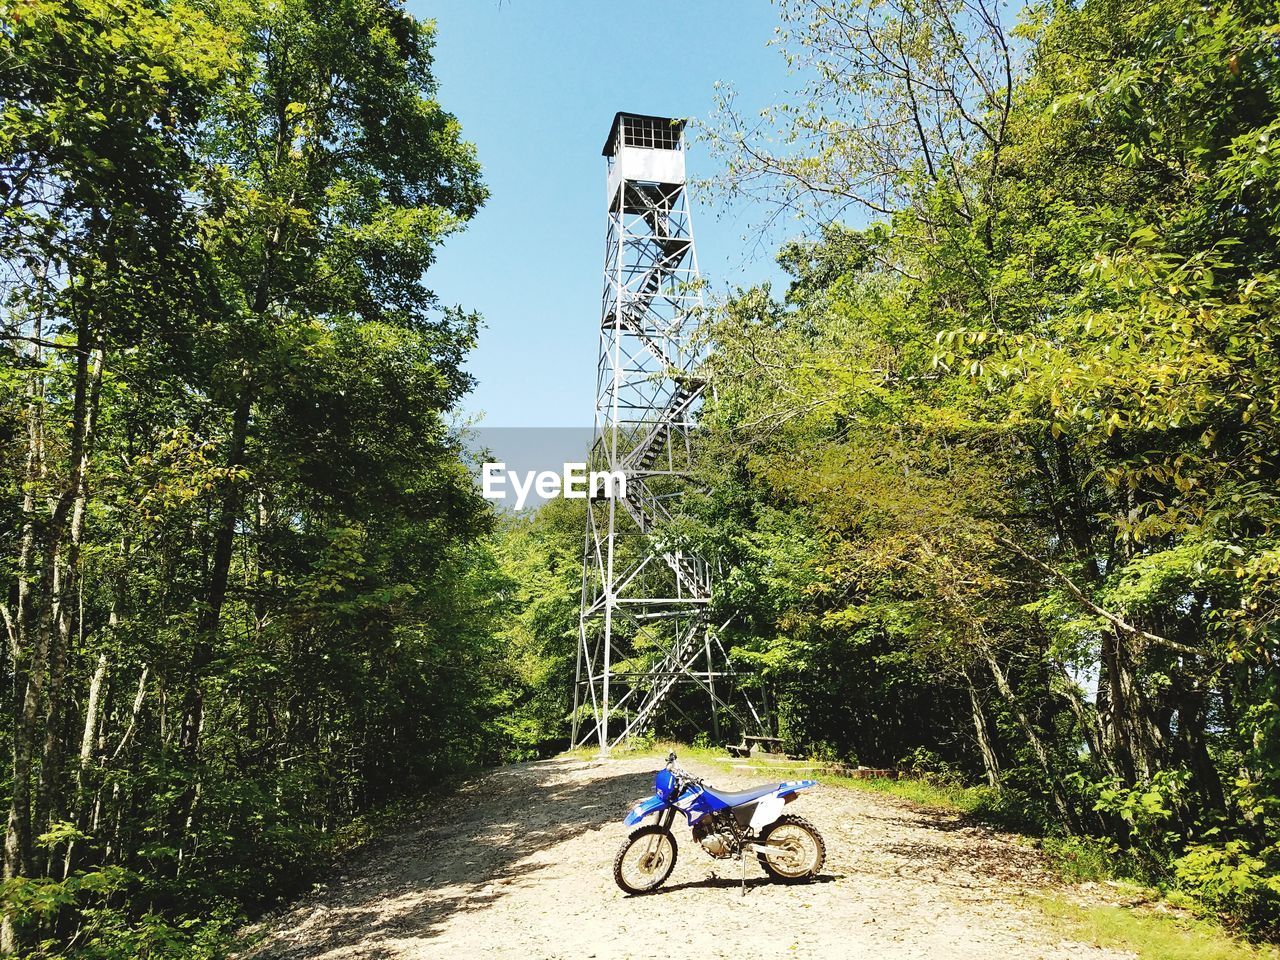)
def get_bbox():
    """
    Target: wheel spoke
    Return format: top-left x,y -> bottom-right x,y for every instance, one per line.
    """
762,823 -> 819,877
618,830 -> 675,892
